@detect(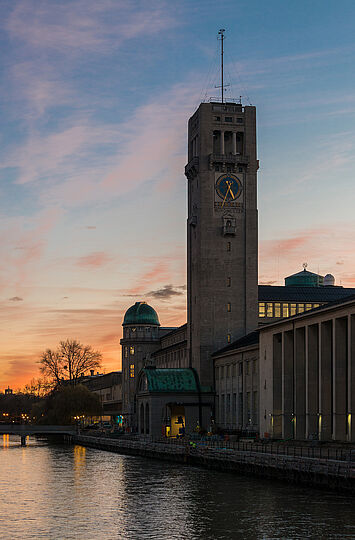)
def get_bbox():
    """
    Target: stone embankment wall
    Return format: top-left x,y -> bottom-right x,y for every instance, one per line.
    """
74,435 -> 355,494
